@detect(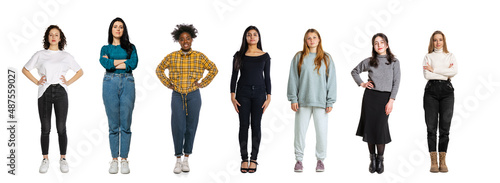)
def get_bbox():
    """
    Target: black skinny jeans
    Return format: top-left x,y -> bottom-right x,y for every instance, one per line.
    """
236,85 -> 267,161
423,80 -> 454,152
38,84 -> 68,155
